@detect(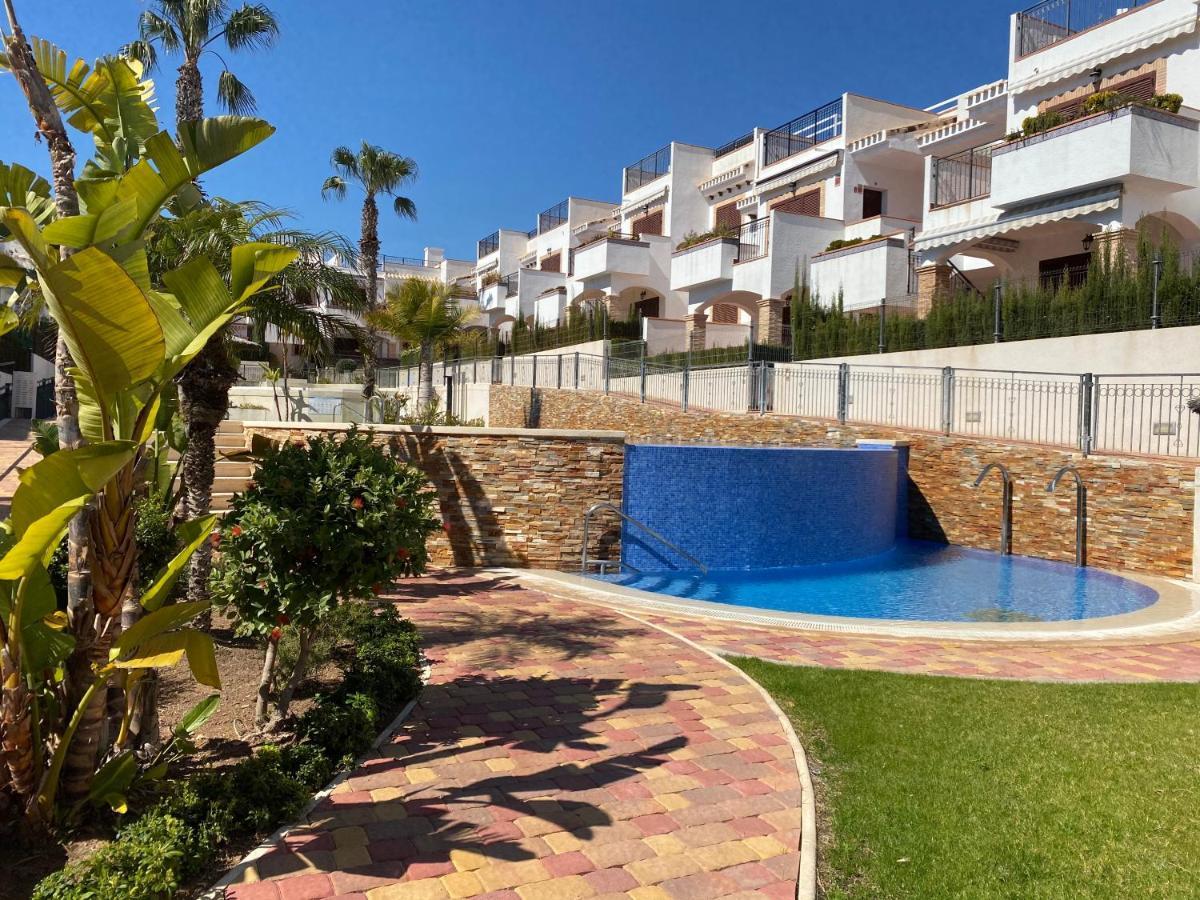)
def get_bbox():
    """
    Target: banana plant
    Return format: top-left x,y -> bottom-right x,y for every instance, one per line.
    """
0,108 -> 295,820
